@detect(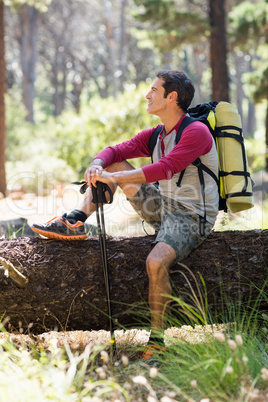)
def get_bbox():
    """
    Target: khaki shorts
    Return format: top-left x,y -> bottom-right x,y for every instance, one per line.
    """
128,183 -> 214,262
